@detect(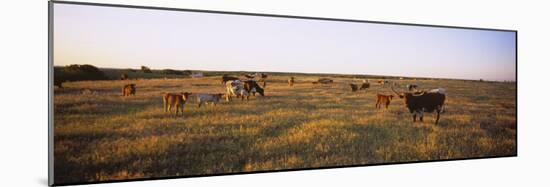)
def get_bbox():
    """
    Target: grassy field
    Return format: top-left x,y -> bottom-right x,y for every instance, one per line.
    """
53,73 -> 516,184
